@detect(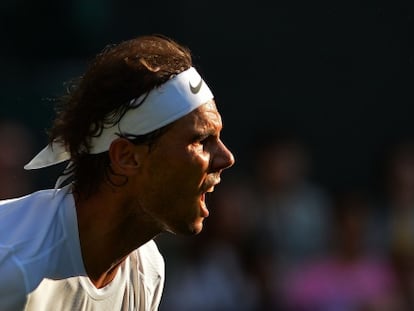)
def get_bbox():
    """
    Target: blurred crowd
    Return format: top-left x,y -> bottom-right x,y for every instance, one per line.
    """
2,118 -> 414,311
157,130 -> 414,311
